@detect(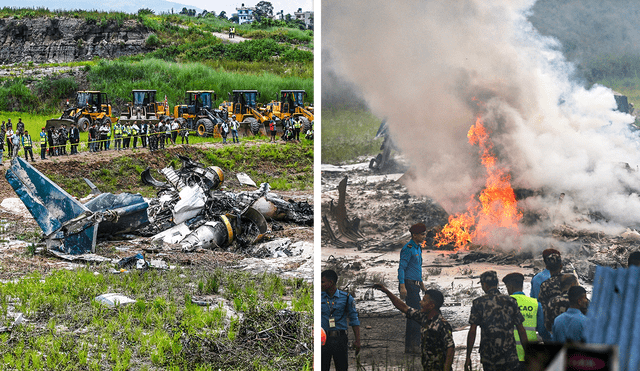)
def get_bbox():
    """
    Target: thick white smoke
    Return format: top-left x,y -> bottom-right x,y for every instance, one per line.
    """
323,0 -> 640,235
